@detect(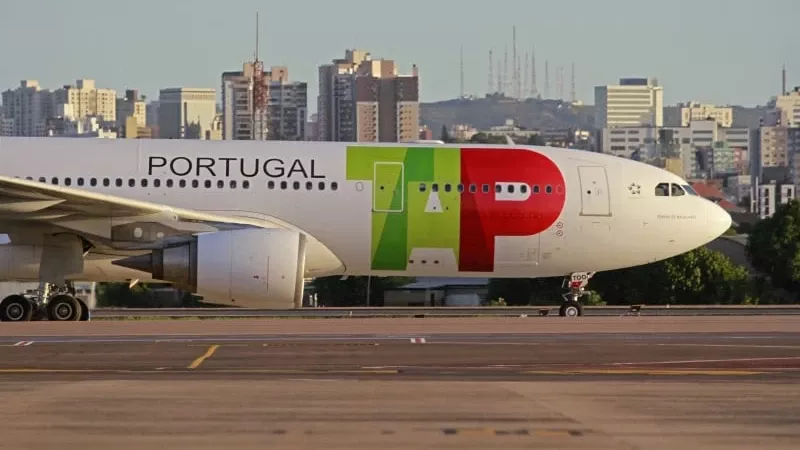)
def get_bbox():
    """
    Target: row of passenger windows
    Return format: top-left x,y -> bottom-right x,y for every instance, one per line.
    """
20,176 -> 340,191
655,182 -> 698,197
416,182 -> 563,195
